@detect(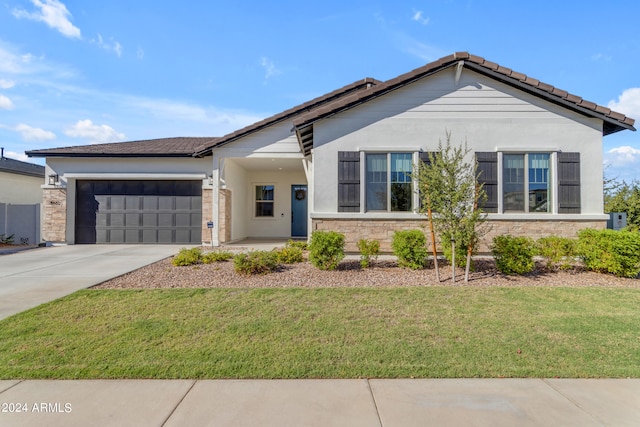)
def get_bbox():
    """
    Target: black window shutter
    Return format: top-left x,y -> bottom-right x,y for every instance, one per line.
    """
558,152 -> 581,213
476,152 -> 498,213
338,151 -> 360,212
